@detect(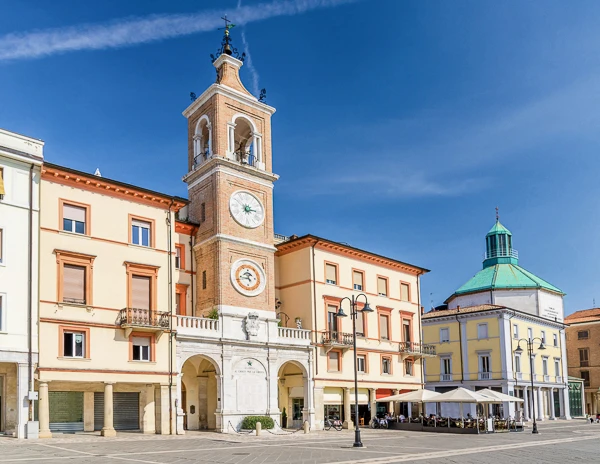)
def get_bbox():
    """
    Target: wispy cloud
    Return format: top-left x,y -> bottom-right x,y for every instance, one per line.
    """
237,0 -> 261,96
0,0 -> 357,61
